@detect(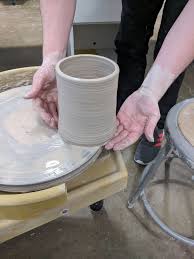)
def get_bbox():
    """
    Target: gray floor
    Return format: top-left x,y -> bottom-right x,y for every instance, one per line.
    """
1,1 -> 194,259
